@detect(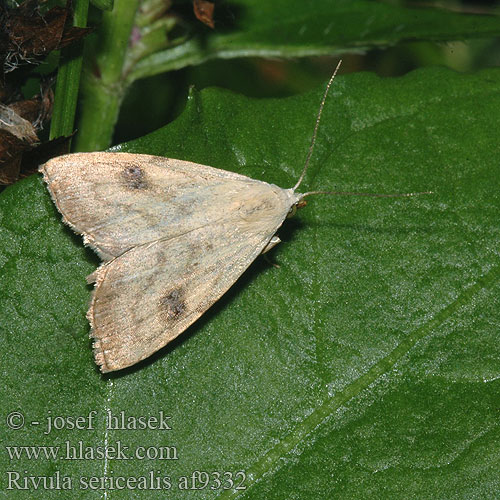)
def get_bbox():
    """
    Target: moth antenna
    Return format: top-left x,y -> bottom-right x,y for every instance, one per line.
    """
293,59 -> 343,192
300,190 -> 433,198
